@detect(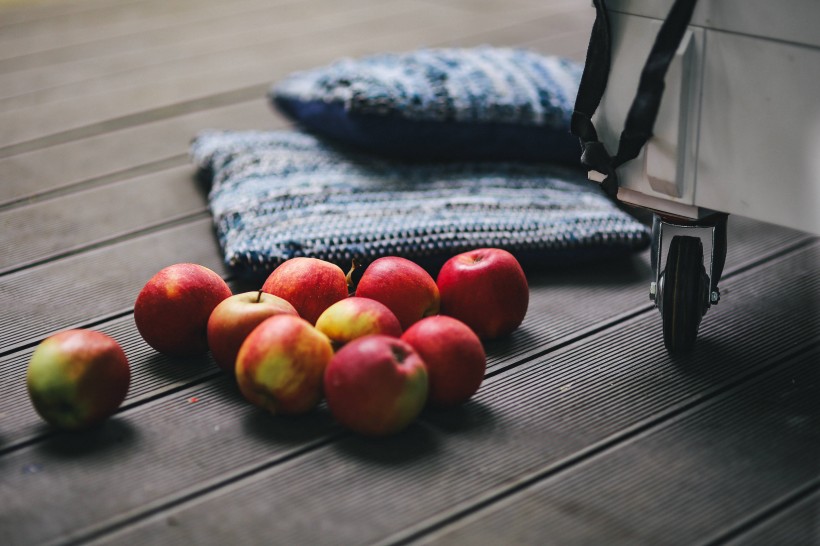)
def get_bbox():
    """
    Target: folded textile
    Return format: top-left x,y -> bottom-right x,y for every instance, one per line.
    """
192,130 -> 650,278
271,47 -> 583,163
